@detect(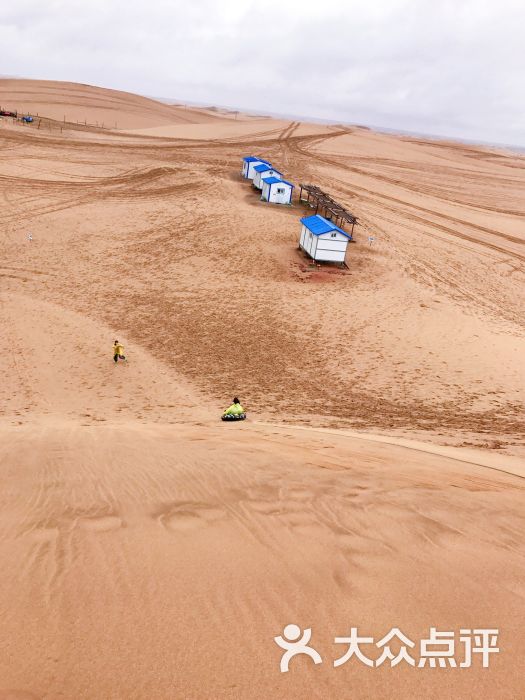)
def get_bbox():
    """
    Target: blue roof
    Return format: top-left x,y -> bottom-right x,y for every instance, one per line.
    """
243,156 -> 271,164
262,176 -> 294,187
300,215 -> 351,238
254,164 -> 281,173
